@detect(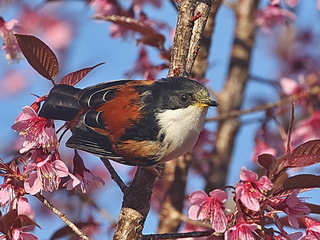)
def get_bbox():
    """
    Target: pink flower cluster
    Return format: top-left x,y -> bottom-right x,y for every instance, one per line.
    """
188,167 -> 313,239
255,4 -> 295,32
0,17 -> 21,62
188,189 -> 228,233
1,97 -> 105,239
